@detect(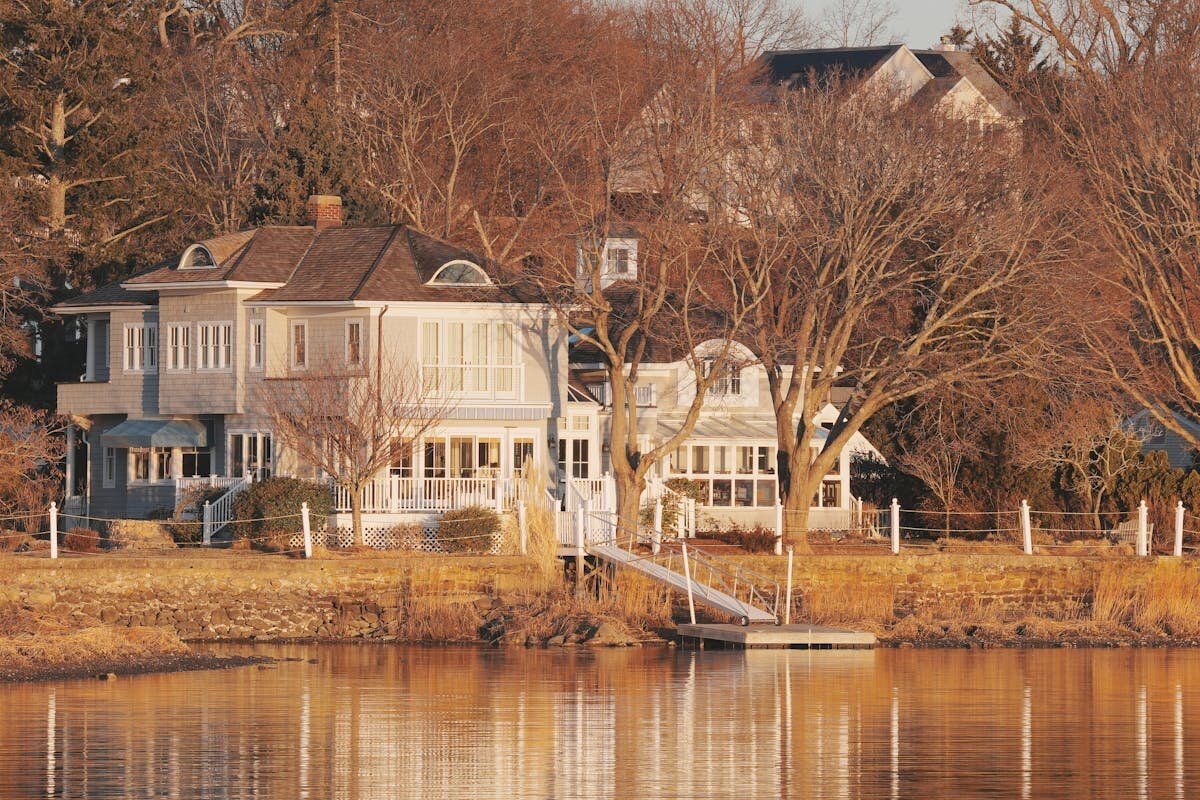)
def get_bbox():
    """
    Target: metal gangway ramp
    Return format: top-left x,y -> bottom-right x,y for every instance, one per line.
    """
580,511 -> 781,625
